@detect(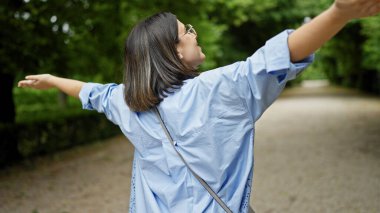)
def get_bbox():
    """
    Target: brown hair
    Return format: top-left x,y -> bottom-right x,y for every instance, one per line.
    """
123,12 -> 198,112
